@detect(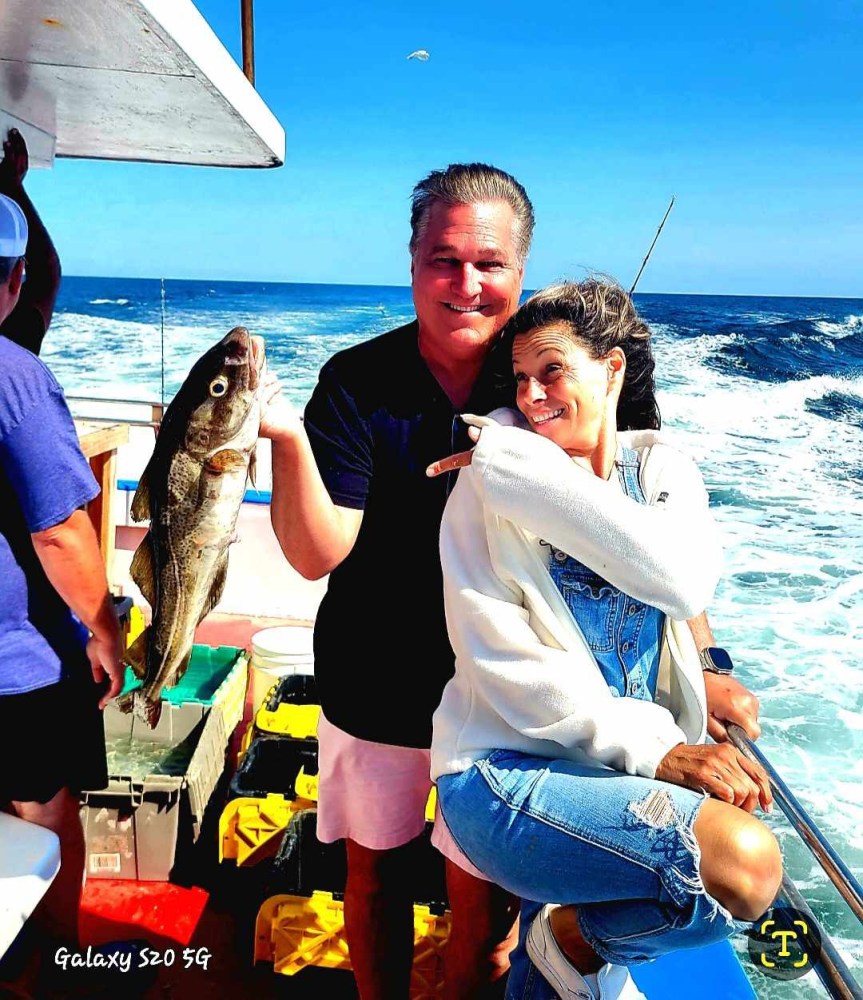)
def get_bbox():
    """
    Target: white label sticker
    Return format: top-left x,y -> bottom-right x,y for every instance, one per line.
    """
89,853 -> 121,874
